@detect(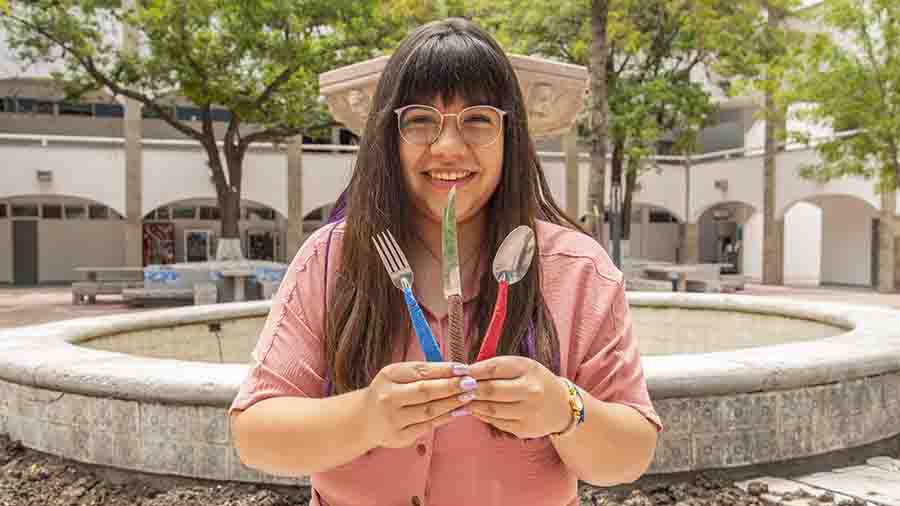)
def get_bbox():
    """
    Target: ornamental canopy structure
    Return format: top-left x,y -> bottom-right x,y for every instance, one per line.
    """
318,54 -> 589,140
